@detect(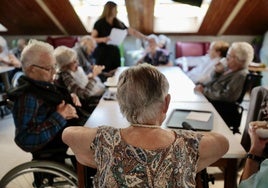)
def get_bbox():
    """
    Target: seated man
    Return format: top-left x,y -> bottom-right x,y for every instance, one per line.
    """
194,42 -> 253,103
74,35 -> 114,82
186,41 -> 229,84
137,34 -> 172,66
7,40 -> 86,162
73,35 -> 96,74
54,46 -> 106,113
